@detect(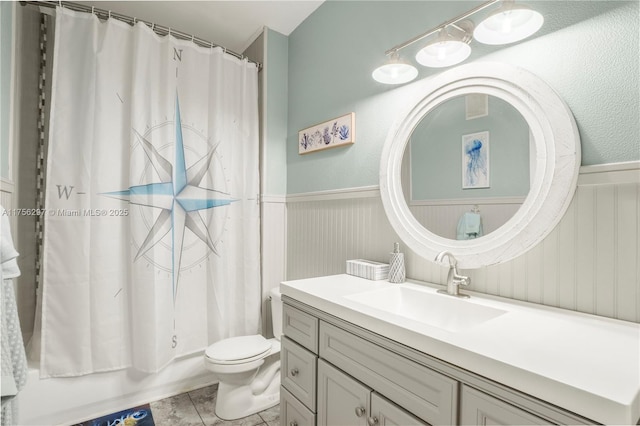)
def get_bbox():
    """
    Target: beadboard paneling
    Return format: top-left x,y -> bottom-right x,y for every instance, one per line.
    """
287,197 -> 396,279
261,200 -> 287,337
616,184 -> 639,322
286,178 -> 640,323
409,202 -> 522,240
